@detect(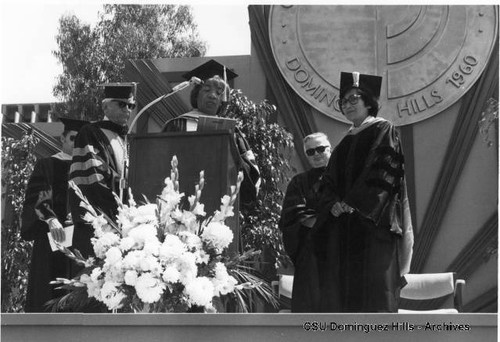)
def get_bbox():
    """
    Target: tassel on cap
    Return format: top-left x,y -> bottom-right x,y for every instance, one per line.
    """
222,66 -> 228,102
339,71 -> 382,100
352,72 -> 360,88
